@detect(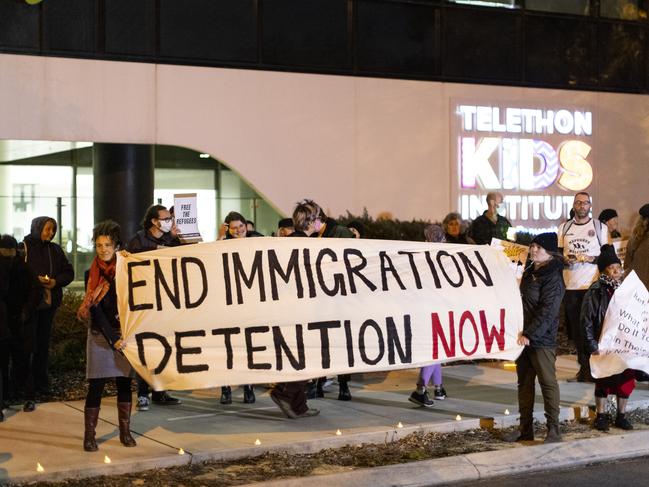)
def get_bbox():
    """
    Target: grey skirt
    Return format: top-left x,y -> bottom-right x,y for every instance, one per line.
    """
86,329 -> 134,379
